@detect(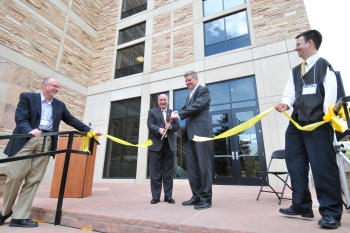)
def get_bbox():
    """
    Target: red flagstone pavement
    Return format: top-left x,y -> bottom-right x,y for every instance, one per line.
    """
0,183 -> 349,232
